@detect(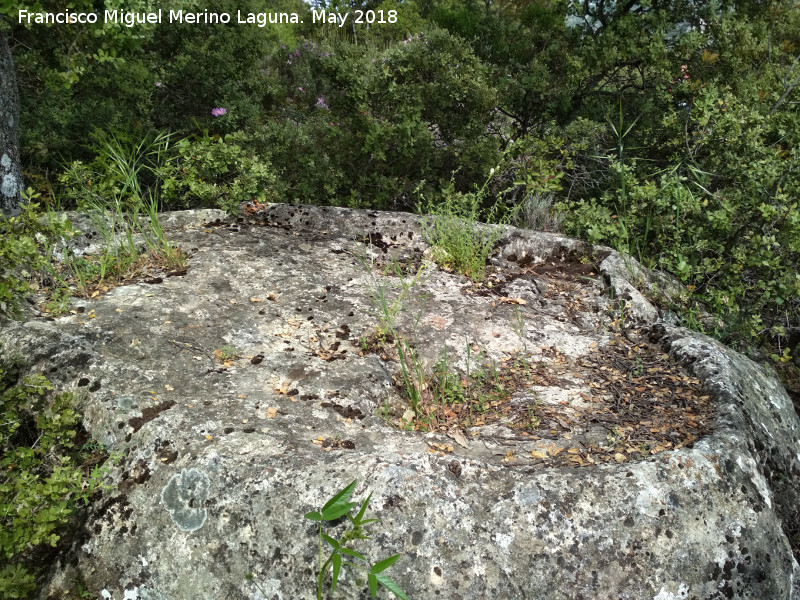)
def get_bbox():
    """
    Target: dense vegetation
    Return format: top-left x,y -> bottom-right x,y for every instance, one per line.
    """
1,0 -> 799,592
7,0 -> 798,351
